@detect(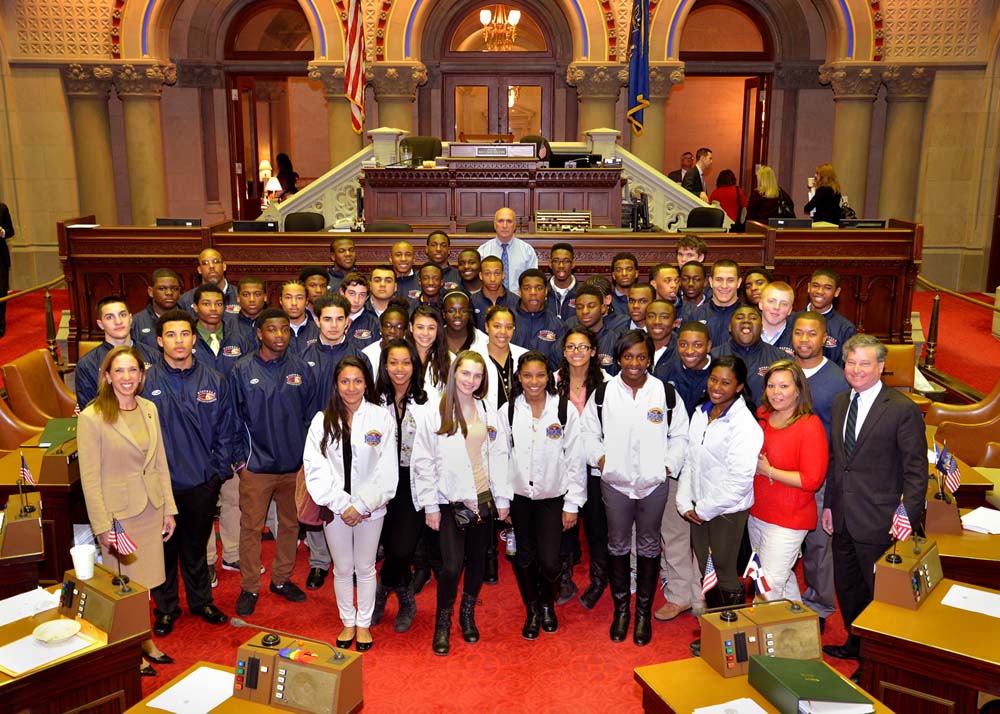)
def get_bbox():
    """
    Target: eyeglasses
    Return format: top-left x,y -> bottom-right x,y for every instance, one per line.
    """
564,344 -> 593,353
